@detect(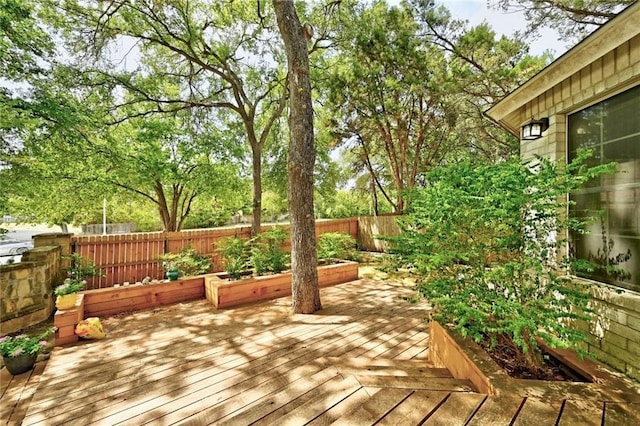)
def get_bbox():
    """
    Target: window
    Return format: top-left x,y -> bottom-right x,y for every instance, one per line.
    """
568,85 -> 640,292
